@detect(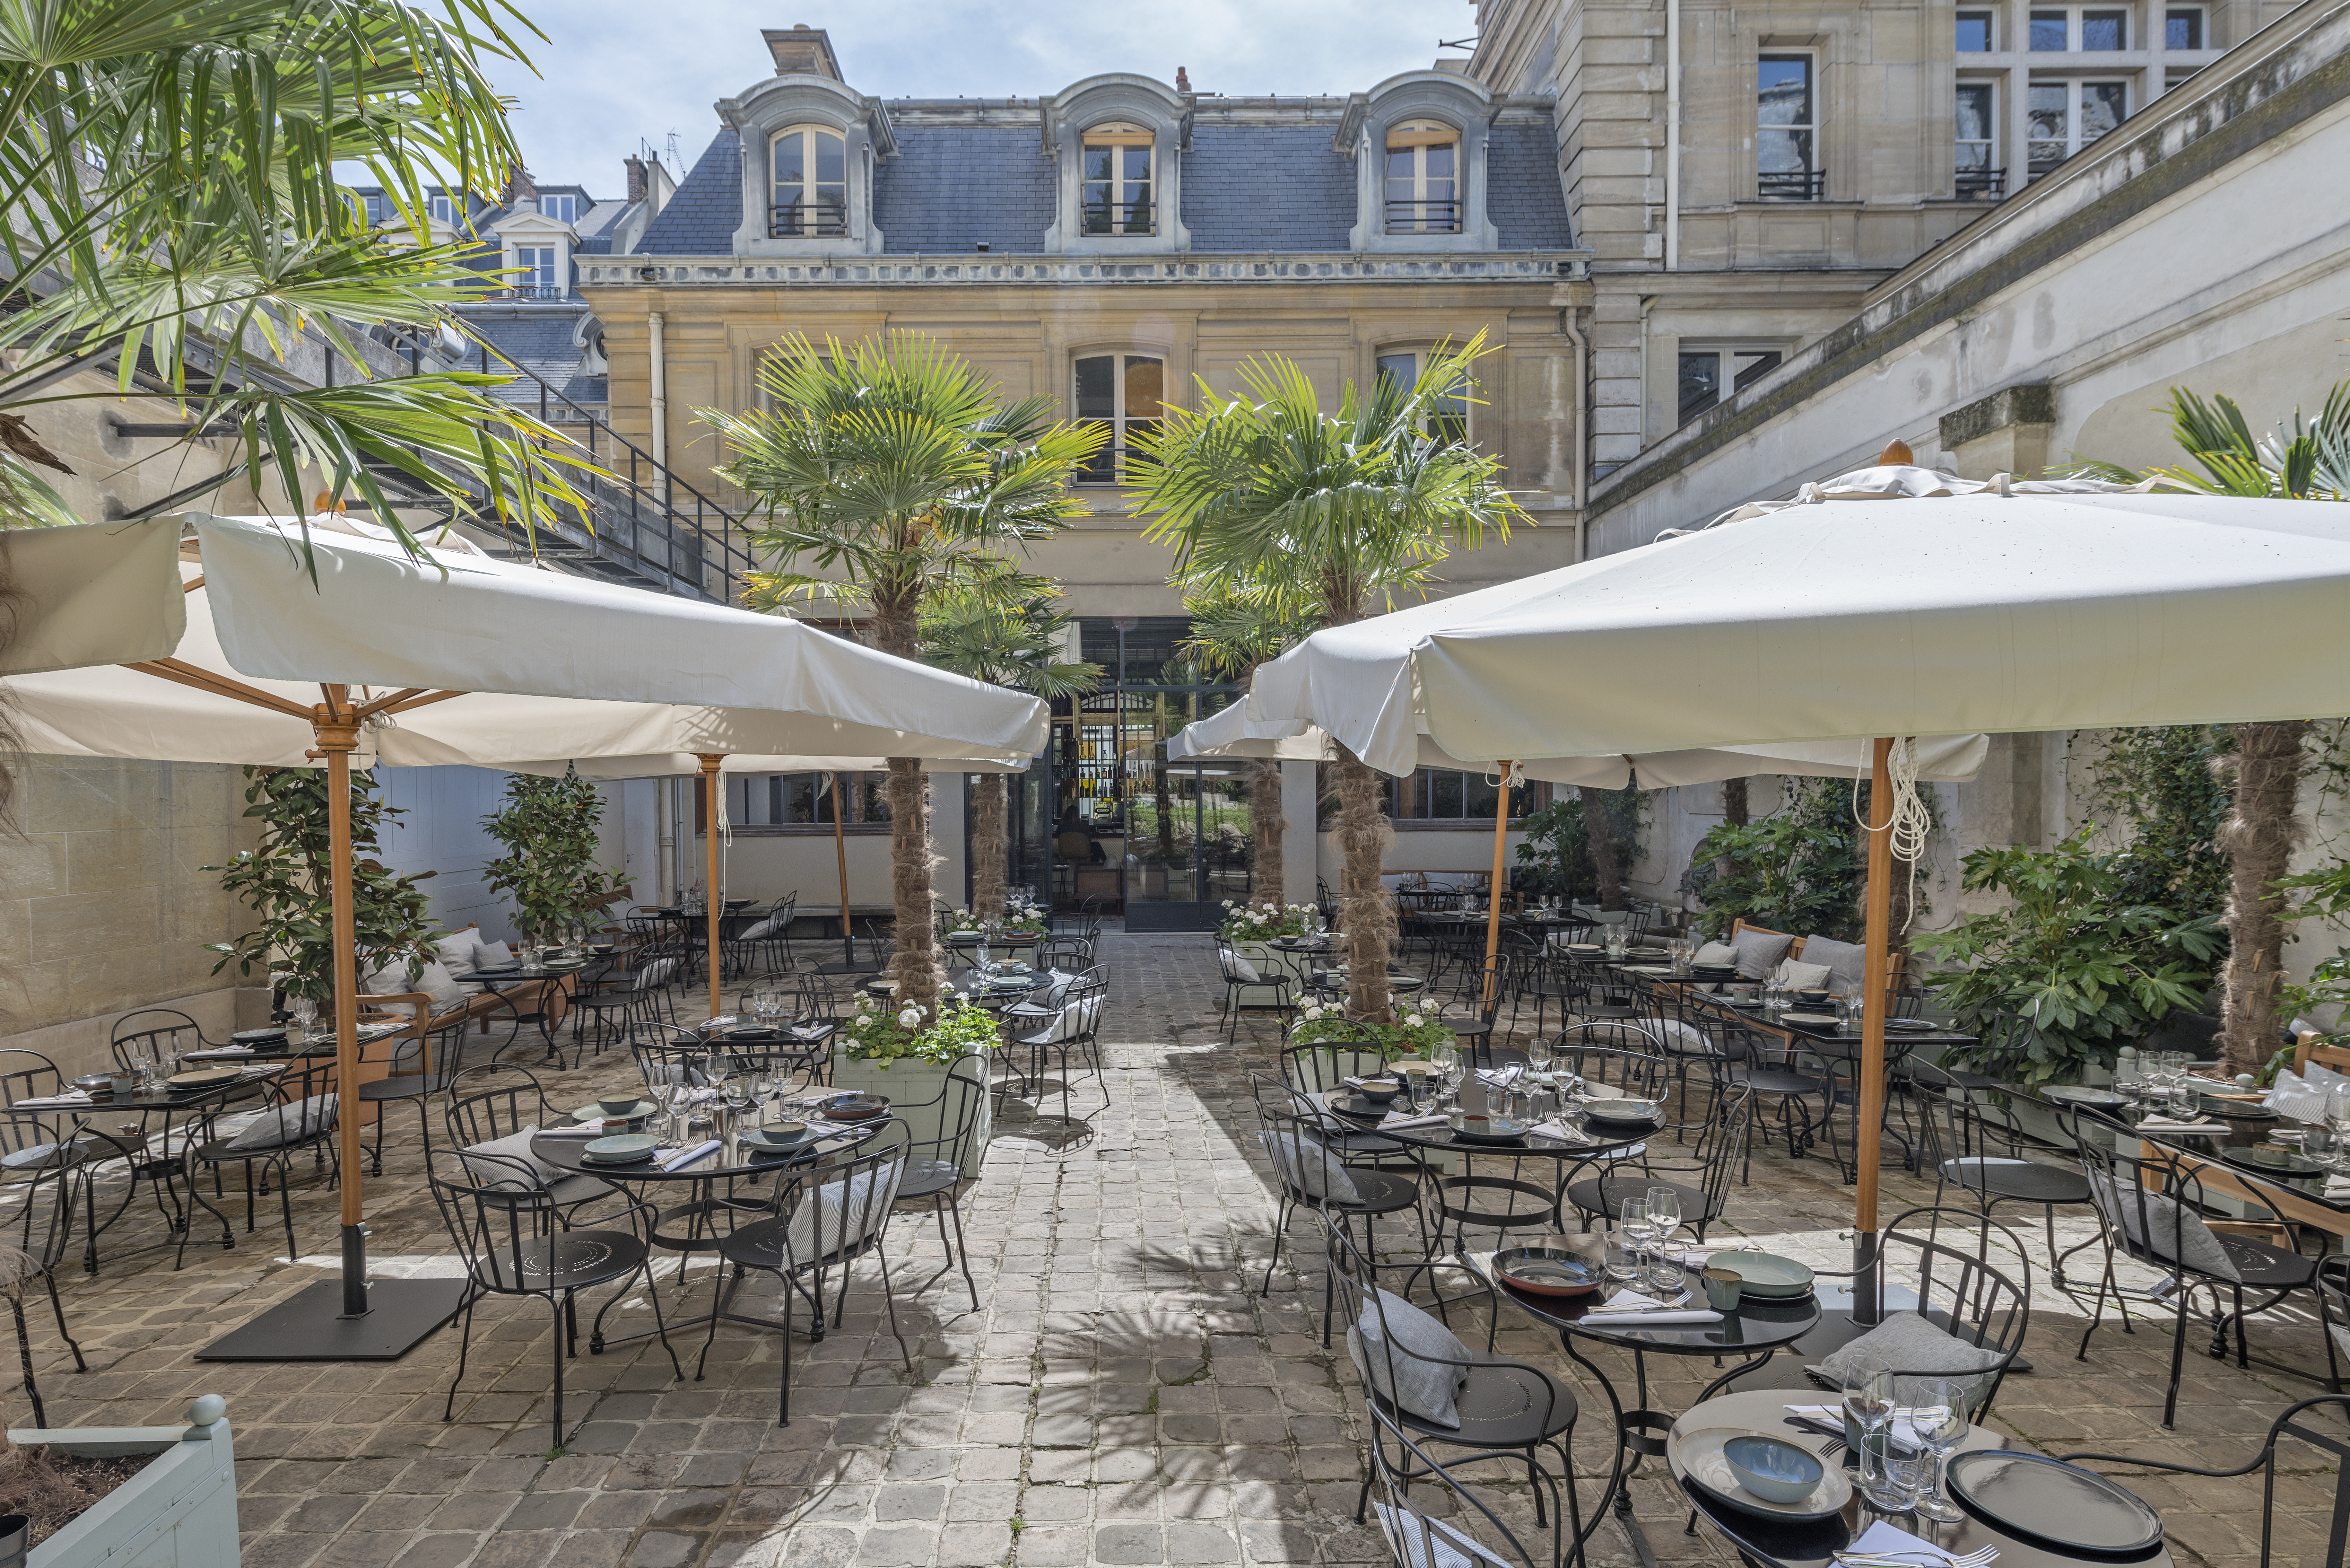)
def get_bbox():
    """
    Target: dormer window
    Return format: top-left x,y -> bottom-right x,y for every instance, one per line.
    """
538,194 -> 577,224
429,192 -> 456,225
1385,121 -> 1460,234
771,125 -> 848,237
1081,123 -> 1155,236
